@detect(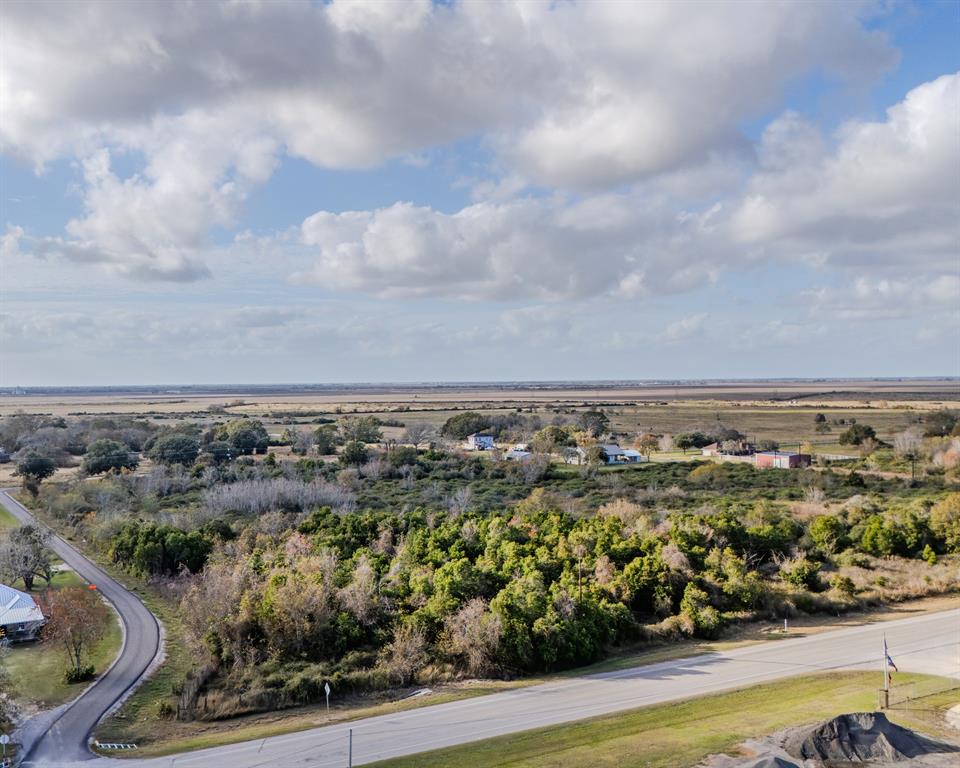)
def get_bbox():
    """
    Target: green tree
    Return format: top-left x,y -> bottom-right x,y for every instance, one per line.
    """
148,434 -> 200,466
839,424 -> 877,446
809,515 -> 847,554
679,582 -> 721,638
204,440 -> 233,464
531,425 -> 573,453
314,425 -> 339,455
923,409 -> 958,438
929,493 -> 960,552
82,438 -> 139,475
338,416 -> 383,443
441,412 -> 490,440
15,450 -> 56,494
339,440 -> 369,466
216,419 -> 269,454
576,410 -> 609,438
